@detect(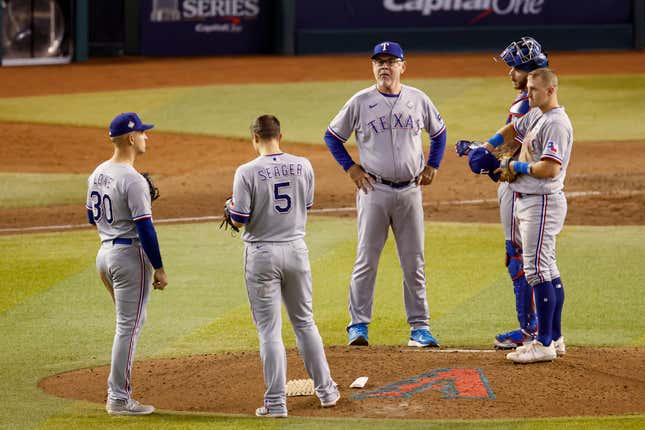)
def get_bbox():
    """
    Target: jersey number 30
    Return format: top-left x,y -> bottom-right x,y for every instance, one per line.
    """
273,182 -> 292,214
90,191 -> 114,224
